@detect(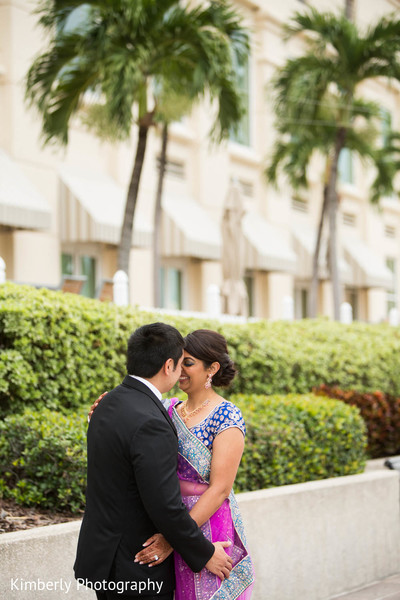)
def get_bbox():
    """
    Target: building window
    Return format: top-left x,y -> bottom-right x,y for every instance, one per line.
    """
244,274 -> 254,317
385,225 -> 396,239
58,4 -> 91,33
80,256 -> 96,298
61,252 -> 97,298
160,267 -> 183,310
292,197 -> 308,213
61,253 -> 74,276
230,51 -> 250,146
295,287 -> 308,319
345,288 -> 359,320
156,157 -> 185,180
343,212 -> 356,226
338,148 -> 353,184
238,179 -> 254,199
300,289 -> 308,318
386,257 -> 397,313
